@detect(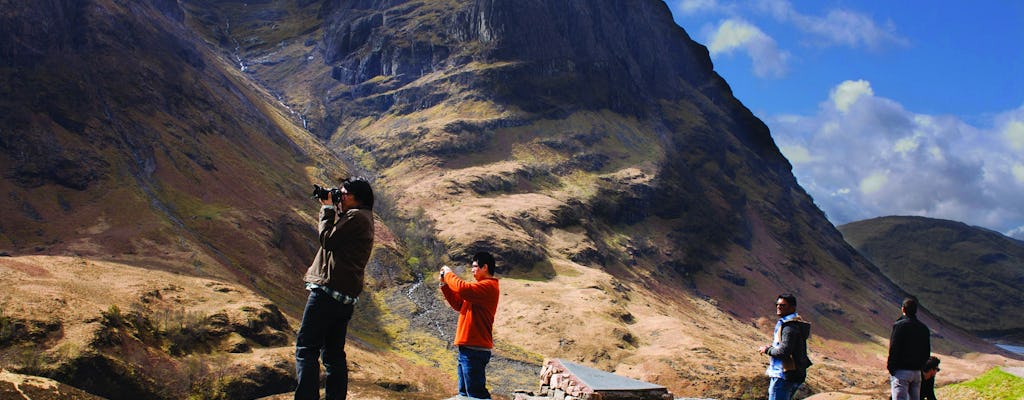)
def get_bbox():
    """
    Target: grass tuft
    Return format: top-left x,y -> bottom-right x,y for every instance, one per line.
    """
940,367 -> 1024,400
